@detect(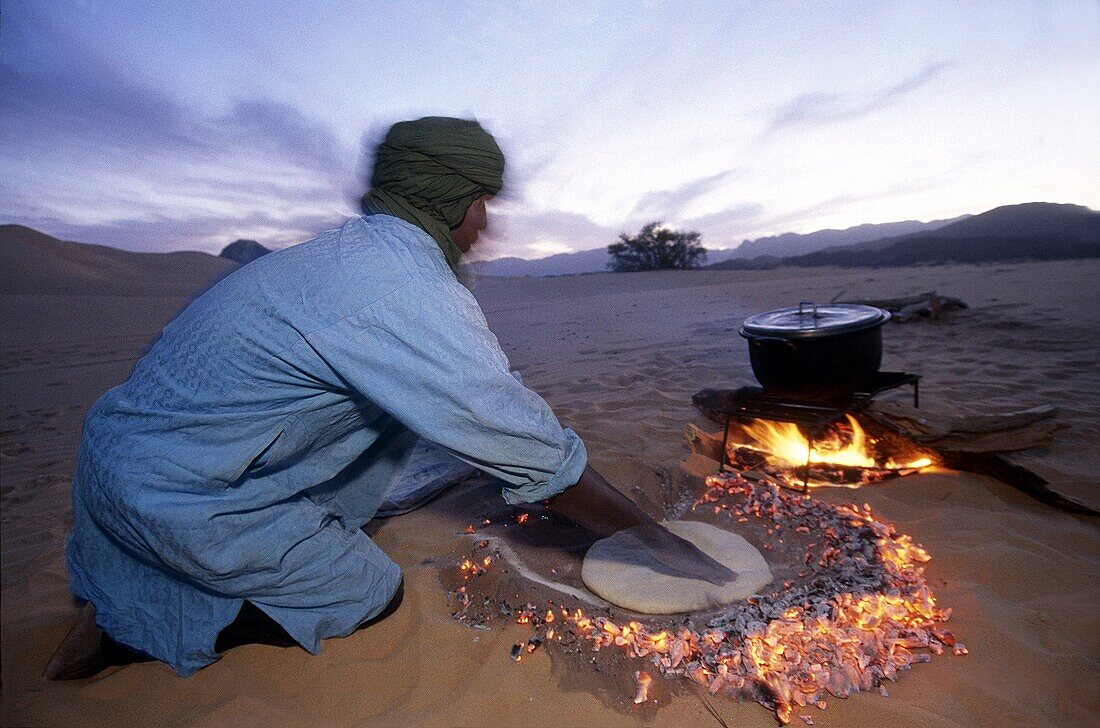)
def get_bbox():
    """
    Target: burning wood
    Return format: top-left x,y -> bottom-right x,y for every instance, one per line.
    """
693,386 -> 1091,512
725,415 -> 933,490
740,415 -> 878,469
459,475 -> 962,724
